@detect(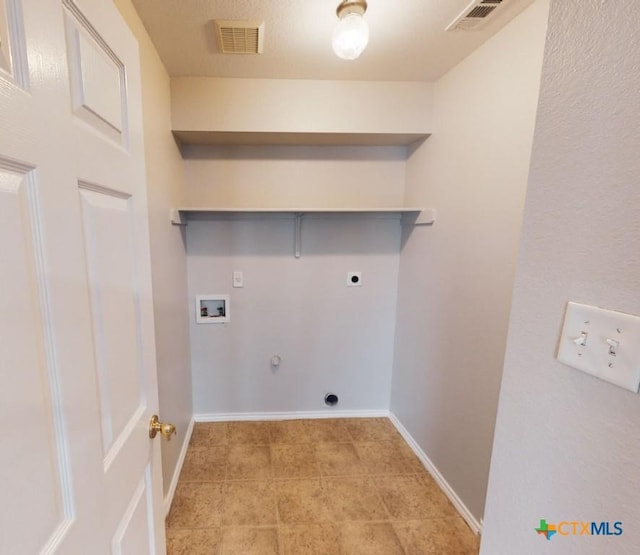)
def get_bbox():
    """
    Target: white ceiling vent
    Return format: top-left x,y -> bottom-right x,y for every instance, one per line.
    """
445,0 -> 507,31
214,20 -> 265,54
